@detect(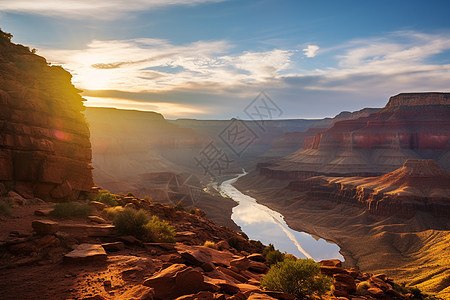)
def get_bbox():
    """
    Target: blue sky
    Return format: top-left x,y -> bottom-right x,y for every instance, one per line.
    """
1,0 -> 450,119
